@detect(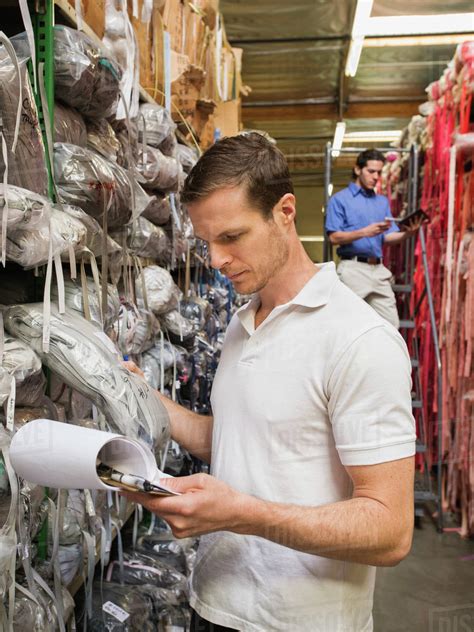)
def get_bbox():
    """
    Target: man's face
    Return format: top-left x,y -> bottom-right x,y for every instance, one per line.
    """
187,186 -> 290,295
355,159 -> 384,190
